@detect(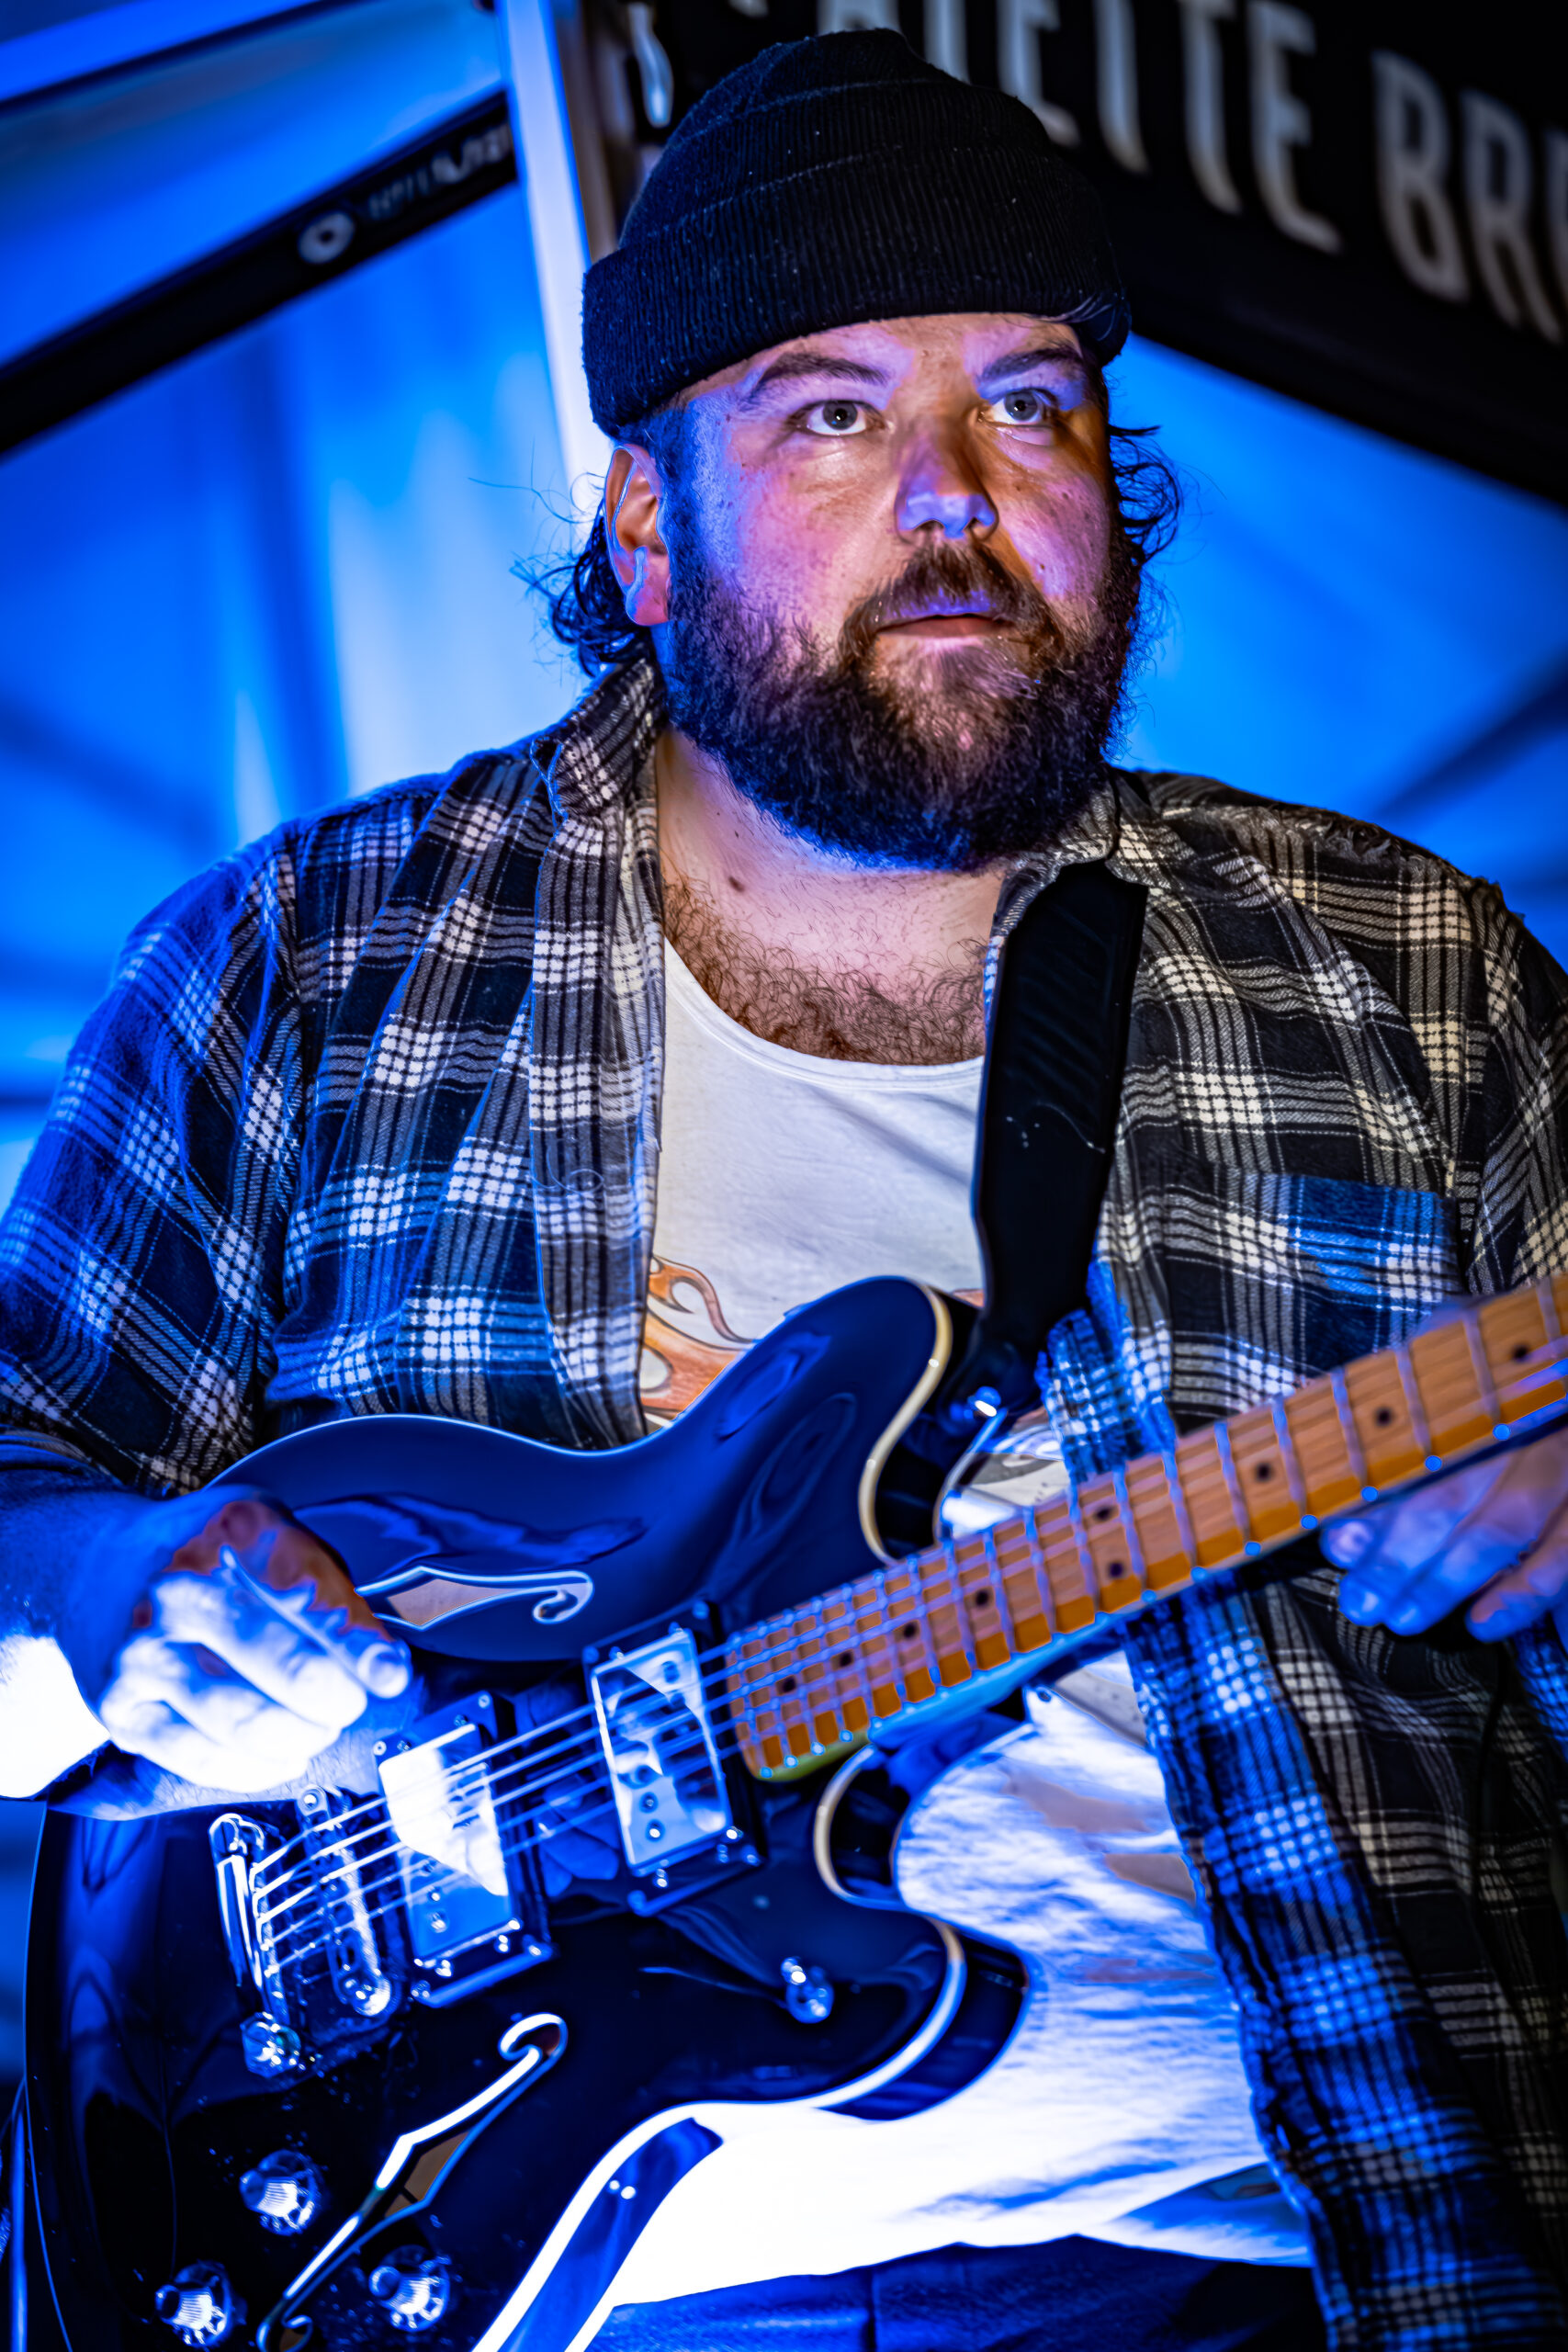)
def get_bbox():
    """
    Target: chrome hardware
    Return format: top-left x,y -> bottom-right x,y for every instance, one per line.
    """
297,1787 -> 395,2018
154,2263 -> 242,2346
209,1815 -> 268,1994
239,2015 -> 302,2078
377,1690 -> 552,2007
367,2247 -> 454,2332
780,1956 -> 834,2024
590,1626 -> 732,1875
239,2151 -> 324,2236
